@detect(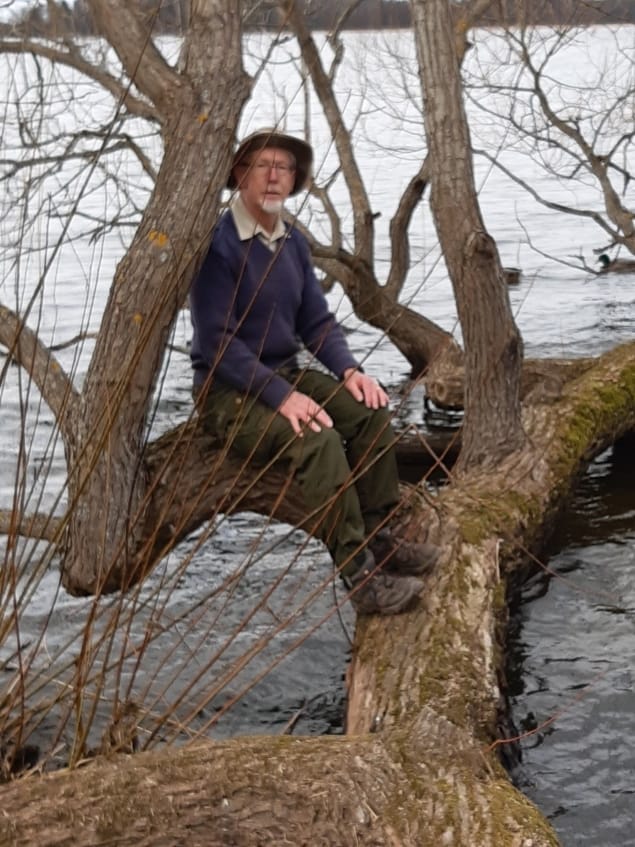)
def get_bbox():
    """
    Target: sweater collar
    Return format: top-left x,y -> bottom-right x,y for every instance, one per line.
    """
230,194 -> 286,244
